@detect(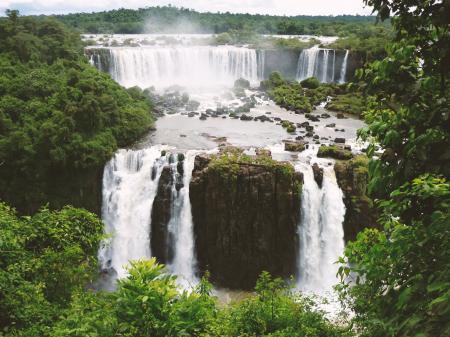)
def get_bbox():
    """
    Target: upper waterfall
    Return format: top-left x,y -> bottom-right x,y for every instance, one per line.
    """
103,46 -> 260,88
296,47 -> 349,83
